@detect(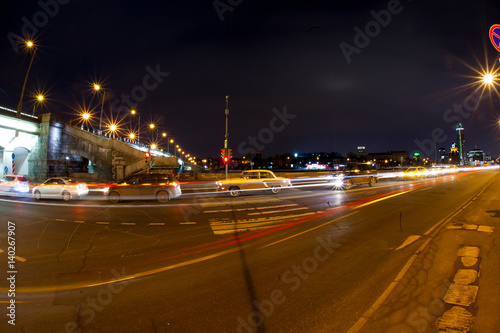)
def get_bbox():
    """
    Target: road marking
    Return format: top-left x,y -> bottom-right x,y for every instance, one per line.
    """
74,220 -> 85,223
180,222 -> 197,225
260,211 -> 359,249
0,250 -> 28,262
96,222 -> 109,225
395,235 -> 421,250
121,223 -> 136,226
209,212 -> 315,235
200,198 -> 282,208
55,219 -> 65,221
148,223 -> 165,226
247,207 -> 309,216
355,190 -> 413,208
204,204 -> 297,214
